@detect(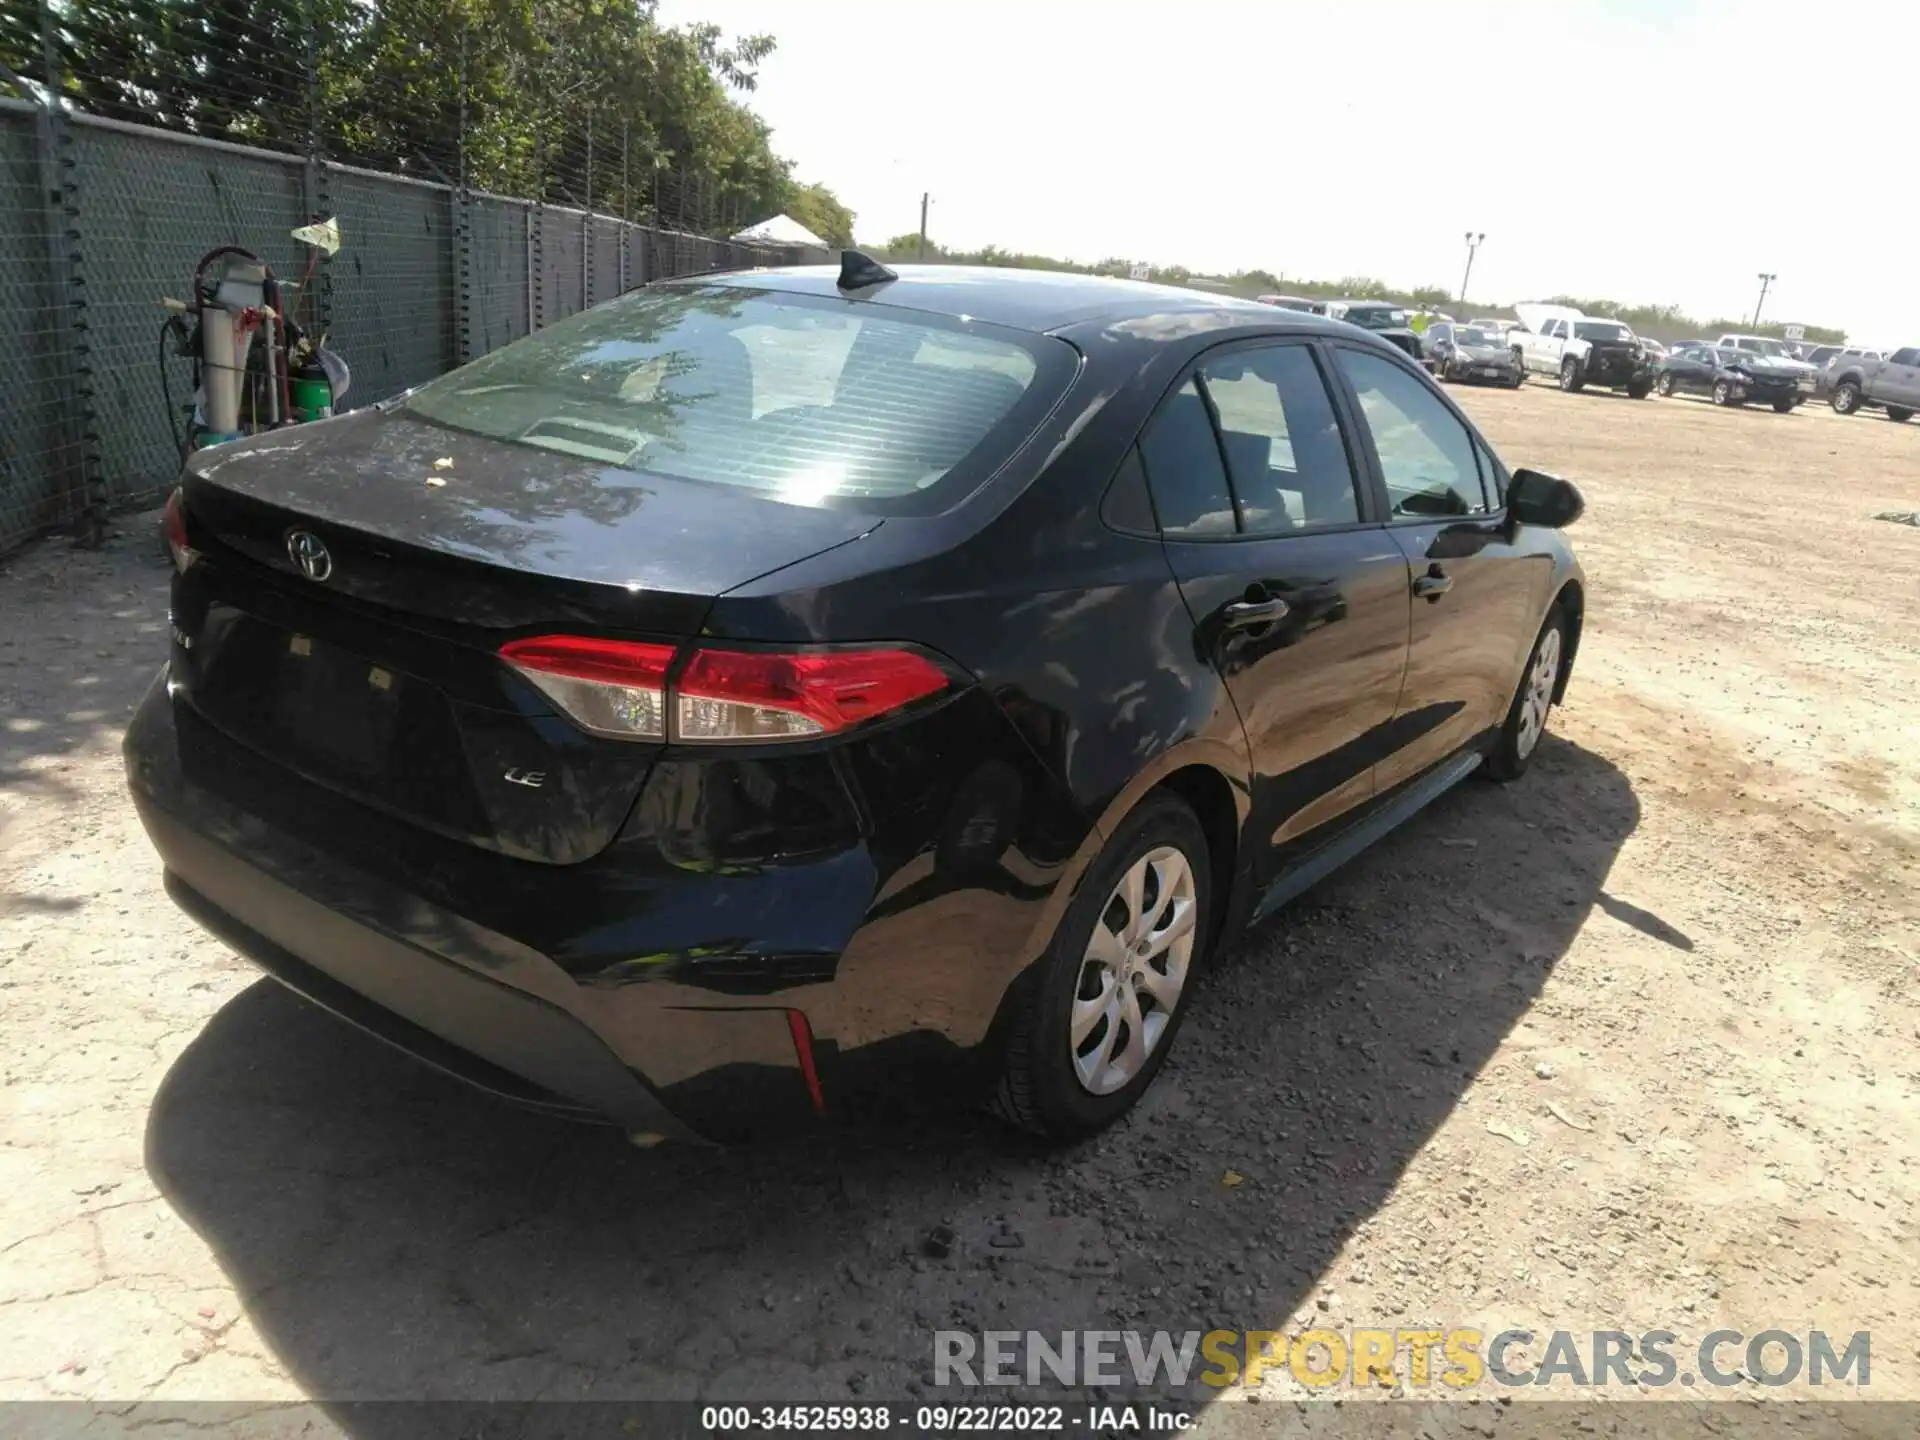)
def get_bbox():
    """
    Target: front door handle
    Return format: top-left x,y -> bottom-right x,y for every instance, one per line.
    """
1223,596 -> 1290,628
1412,567 -> 1453,601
